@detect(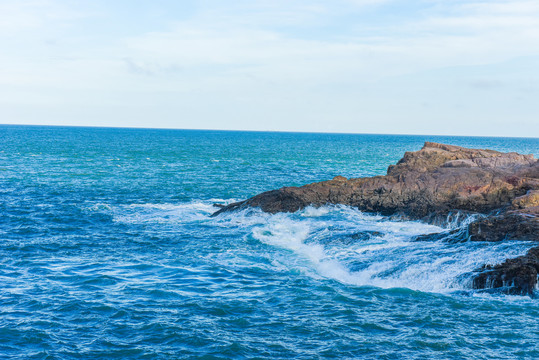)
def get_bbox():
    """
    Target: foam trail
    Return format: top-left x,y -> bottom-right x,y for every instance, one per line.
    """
252,214 -> 353,282
90,201 -> 223,224
93,200 -> 533,294
249,205 -> 533,293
